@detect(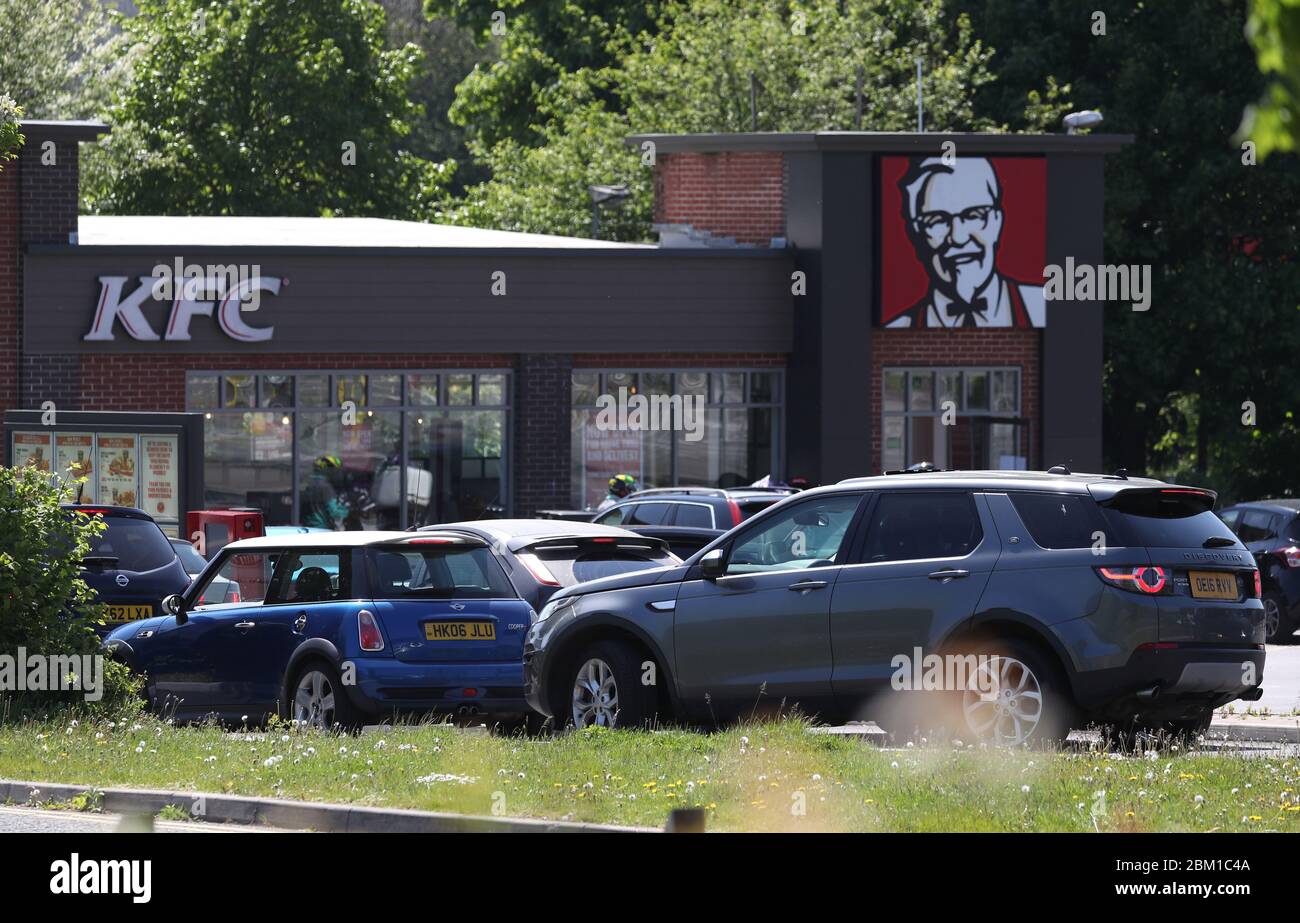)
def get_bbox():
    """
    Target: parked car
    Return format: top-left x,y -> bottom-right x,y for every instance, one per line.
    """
526,469 -> 1267,745
416,520 -> 679,610
168,538 -> 241,605
67,505 -> 190,627
1218,500 -> 1300,643
591,487 -> 793,557
103,531 -> 536,727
